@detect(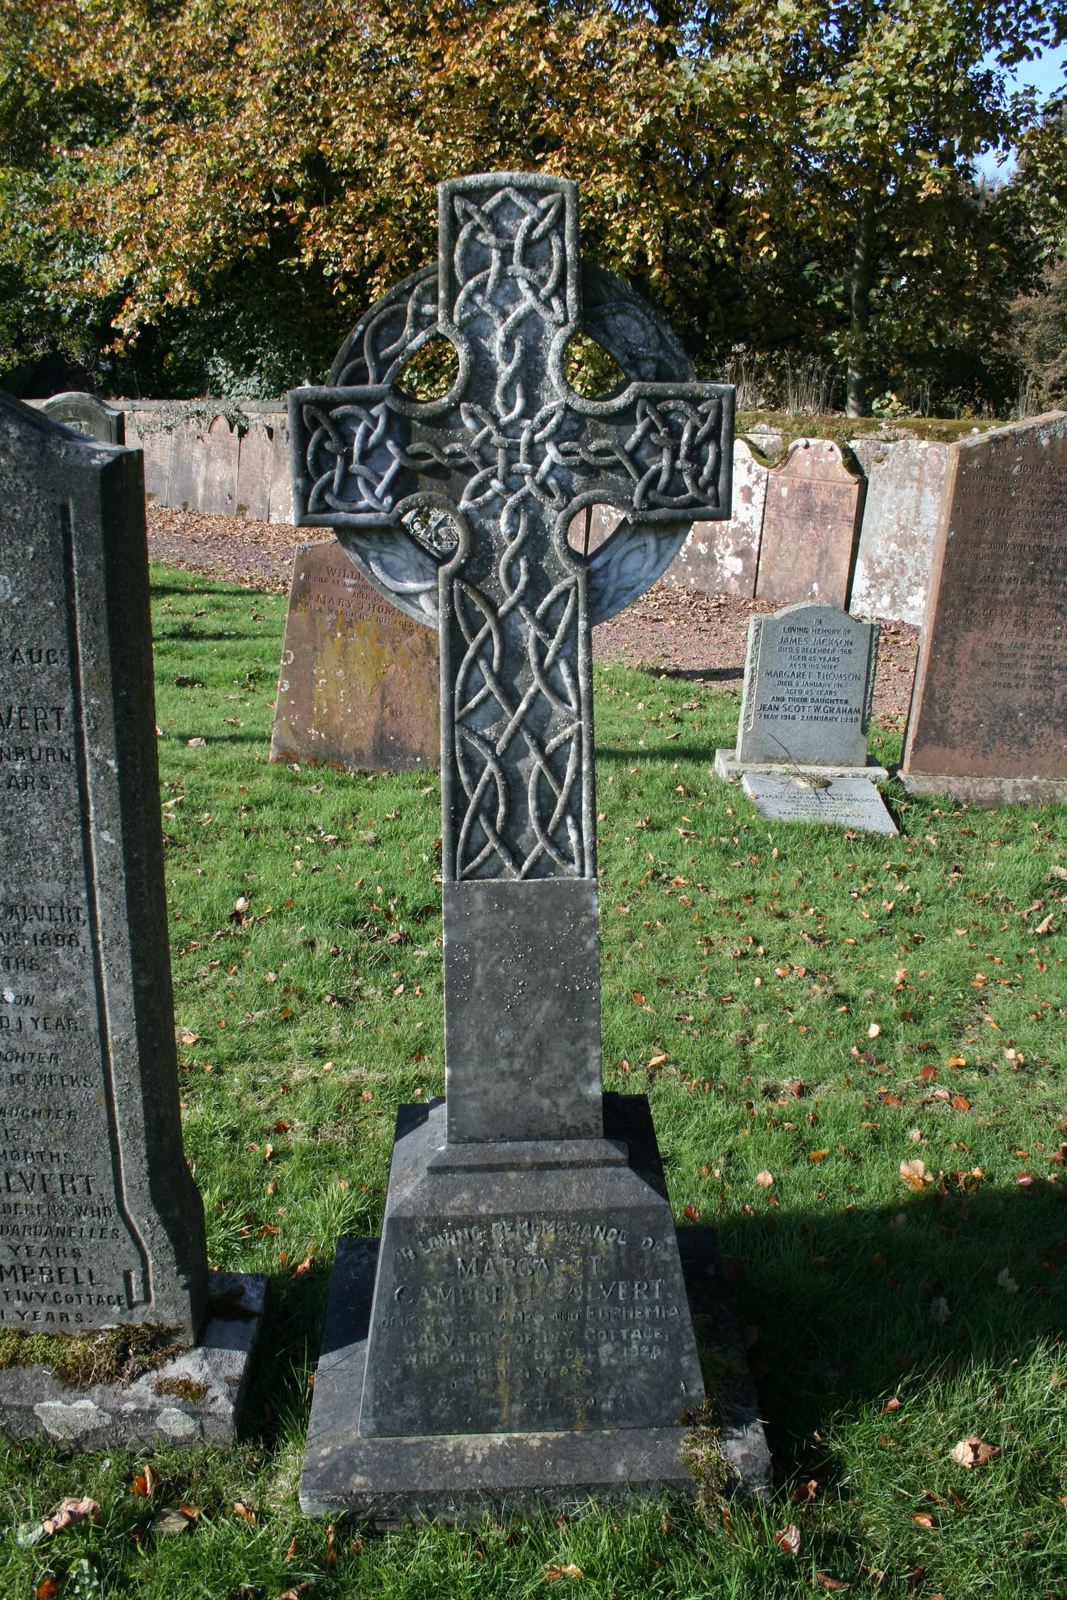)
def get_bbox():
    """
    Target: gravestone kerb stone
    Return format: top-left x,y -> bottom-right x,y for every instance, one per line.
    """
0,395 -> 266,1449
288,171 -> 768,1517
900,411 -> 1067,806
270,540 -> 439,774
